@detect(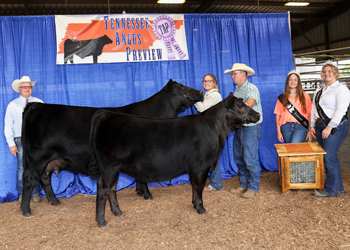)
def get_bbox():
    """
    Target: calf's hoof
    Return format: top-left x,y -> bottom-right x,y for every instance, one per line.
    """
112,209 -> 124,217
196,207 -> 207,214
49,199 -> 61,206
97,220 -> 108,228
137,191 -> 153,200
23,212 -> 33,217
144,195 -> 153,200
